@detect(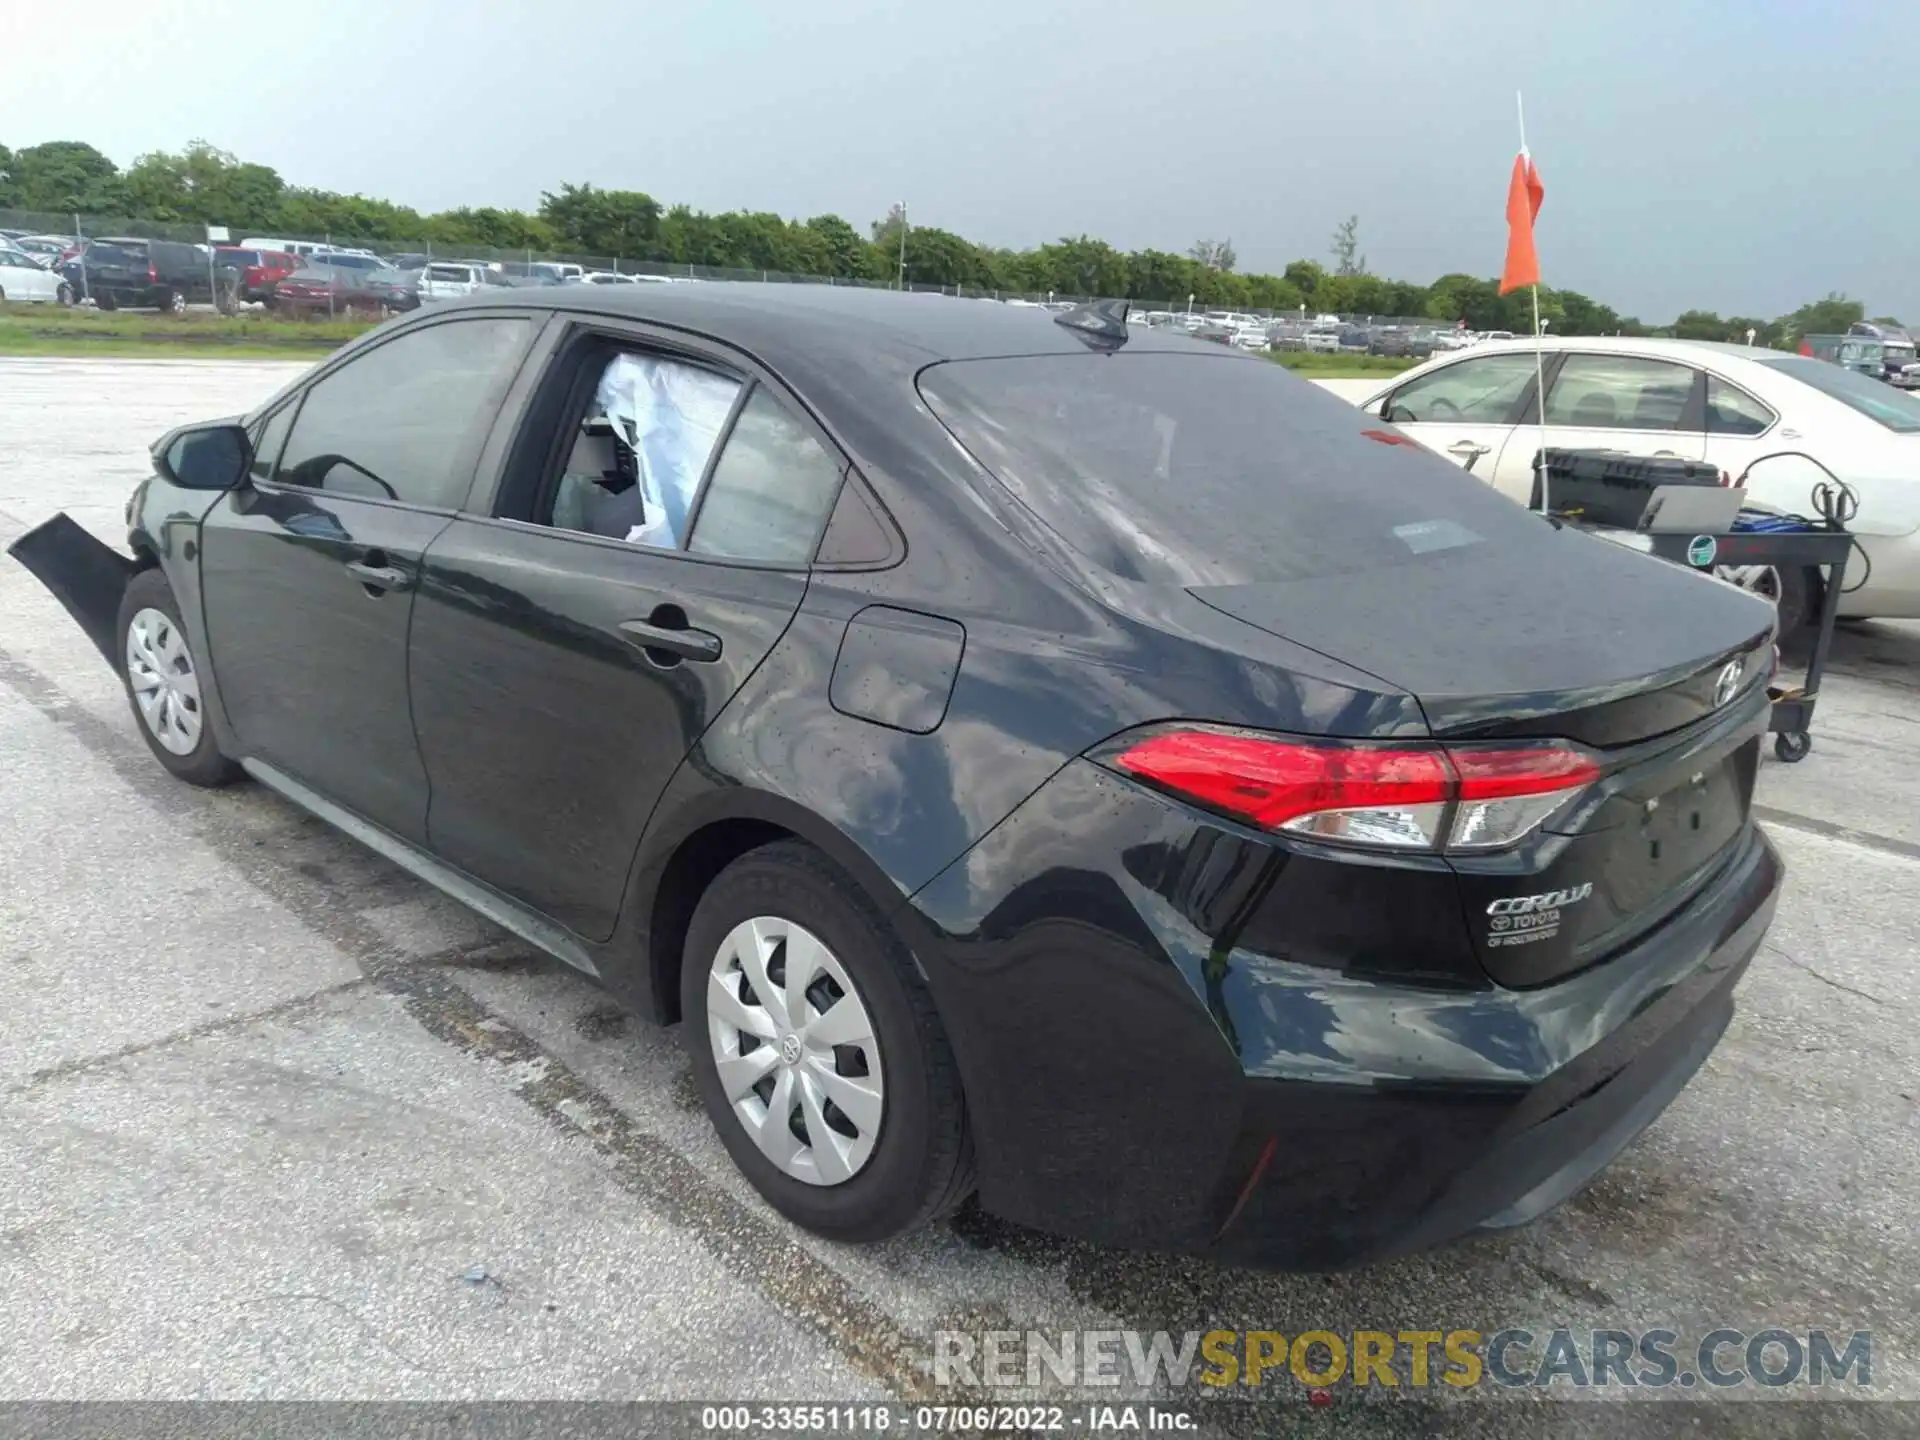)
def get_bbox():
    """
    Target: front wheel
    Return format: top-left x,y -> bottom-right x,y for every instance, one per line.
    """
117,568 -> 241,787
682,840 -> 974,1242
